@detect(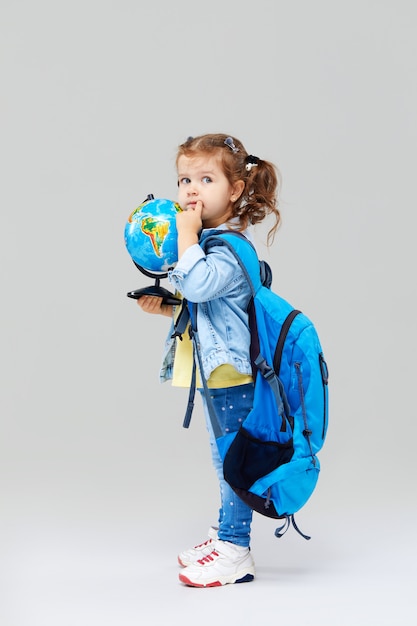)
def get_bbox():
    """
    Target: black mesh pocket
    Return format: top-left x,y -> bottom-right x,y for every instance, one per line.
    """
223,426 -> 294,491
